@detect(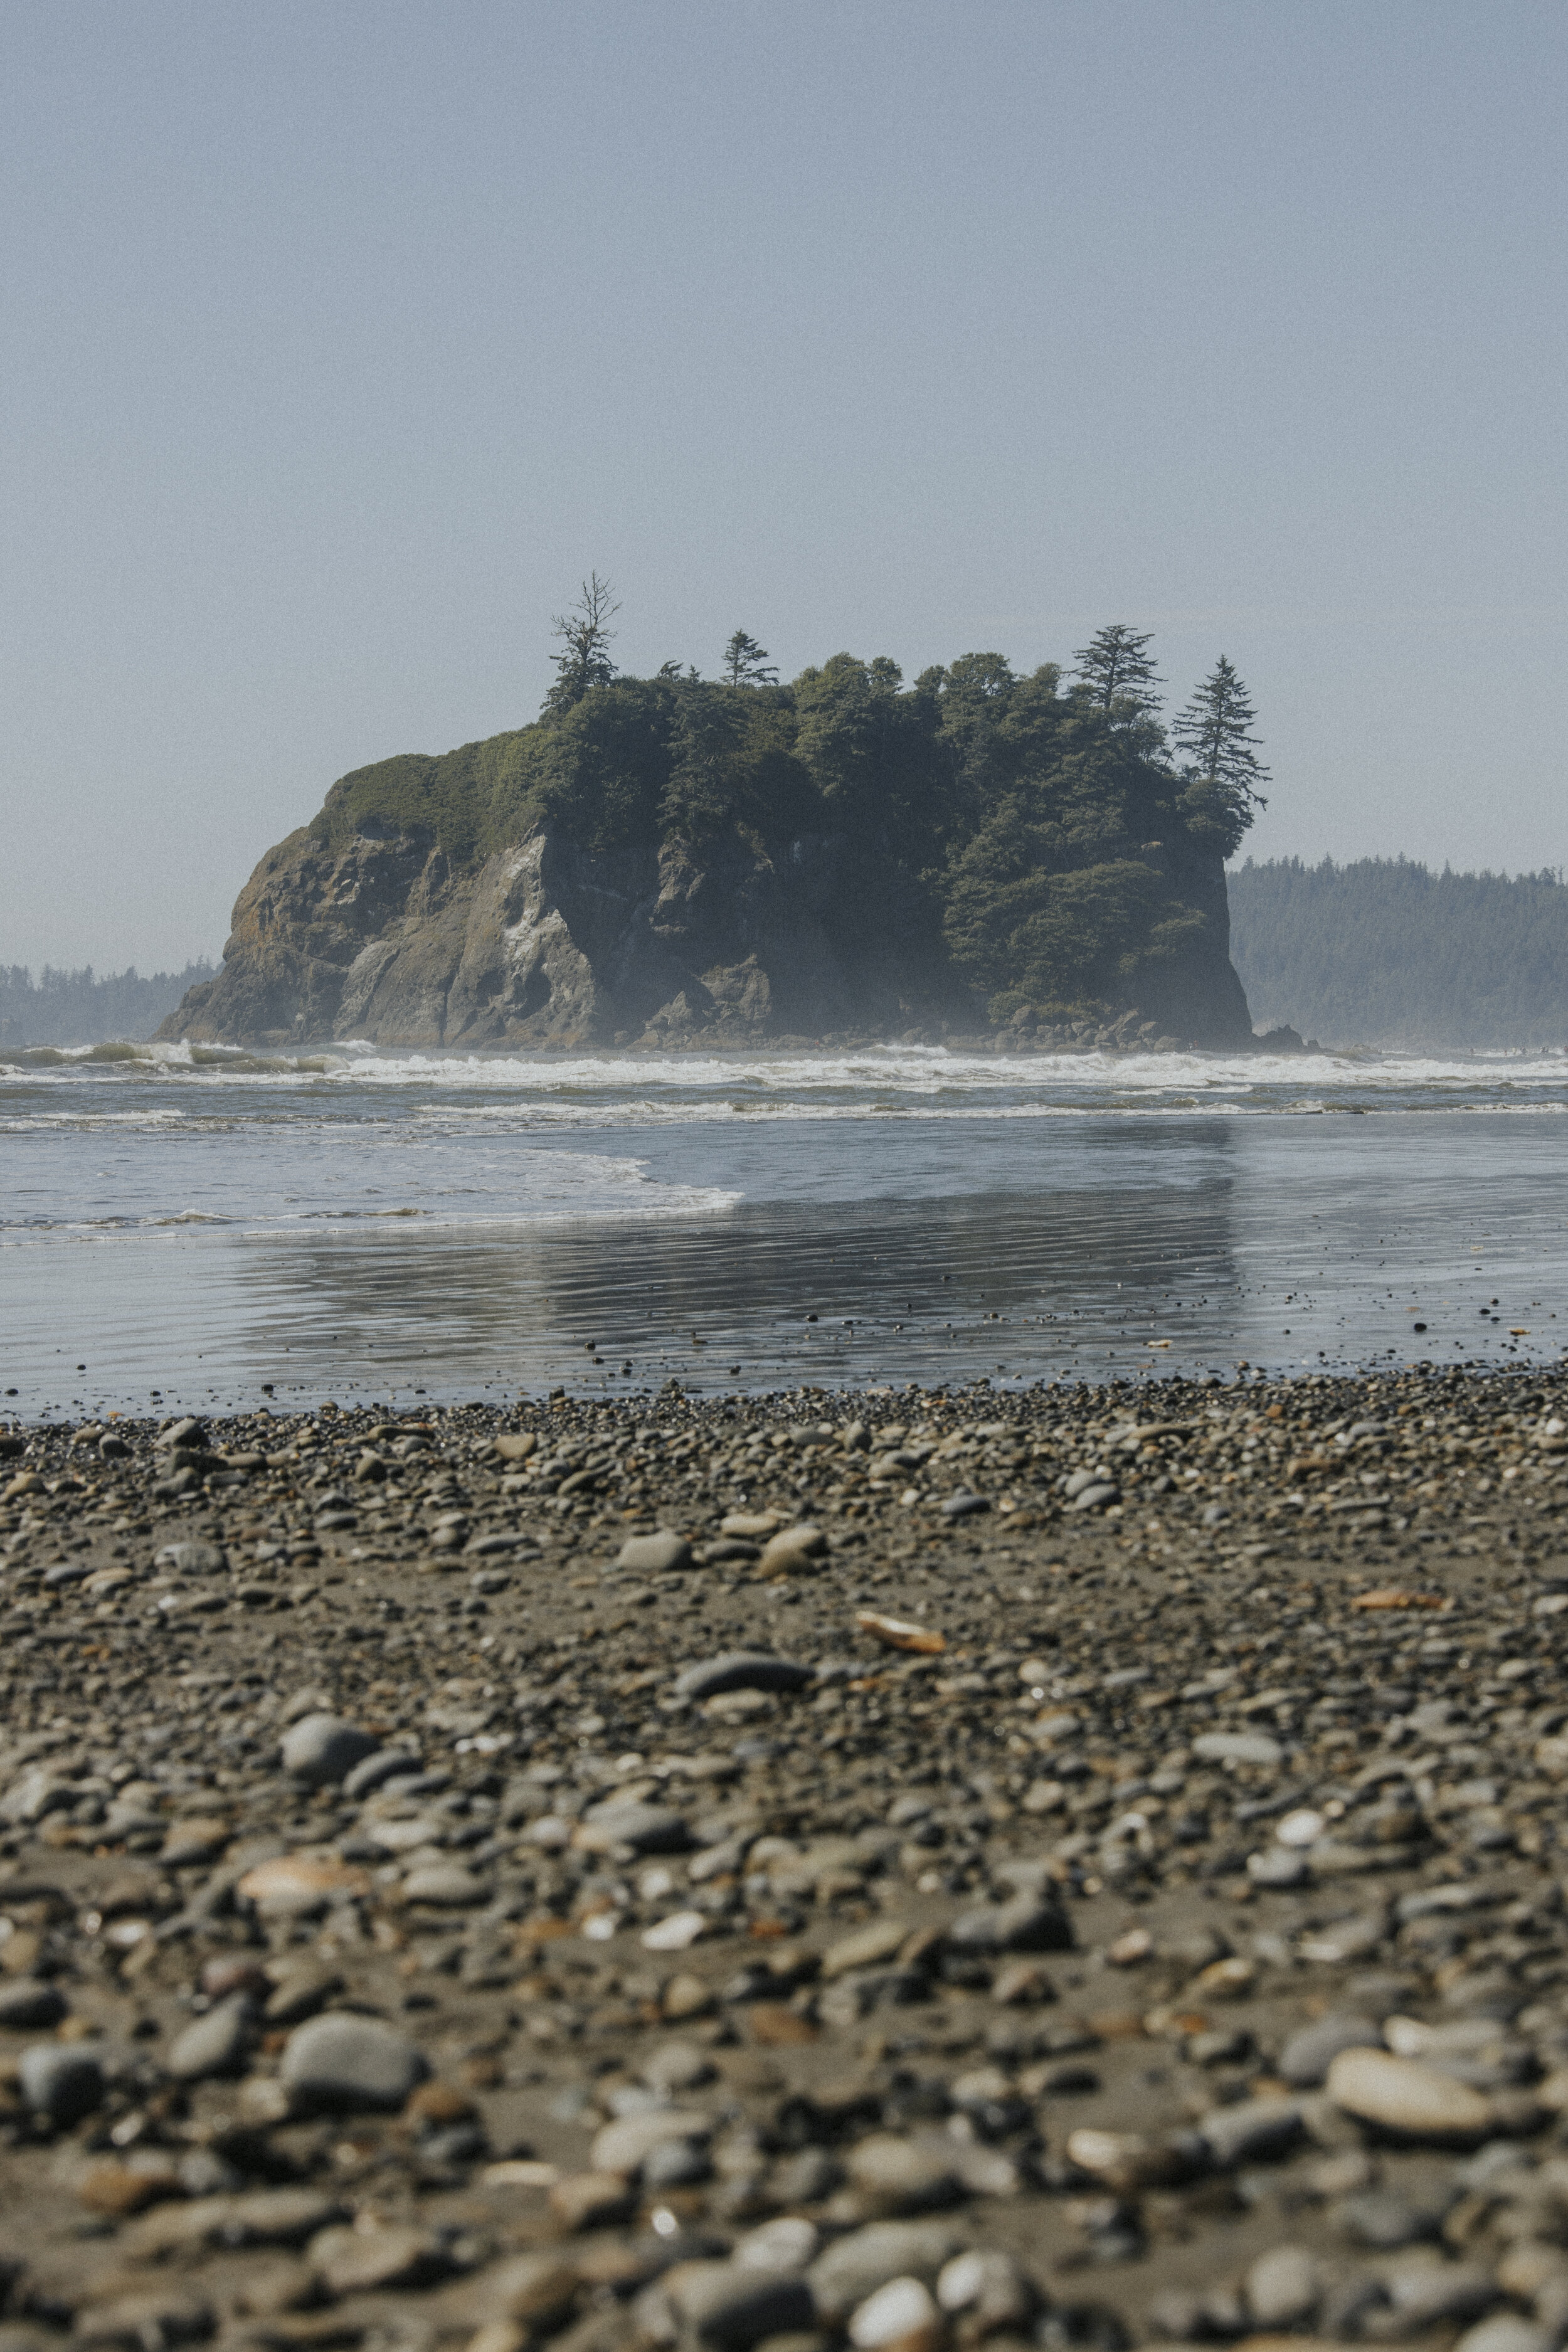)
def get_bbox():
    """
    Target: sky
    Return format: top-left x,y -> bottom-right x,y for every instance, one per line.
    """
3,0 -> 1565,973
